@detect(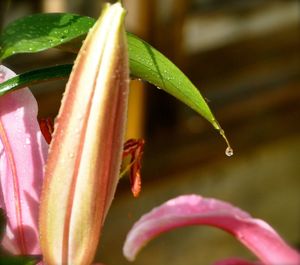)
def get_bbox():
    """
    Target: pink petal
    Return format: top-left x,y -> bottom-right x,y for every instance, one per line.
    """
0,65 -> 48,254
123,195 -> 300,265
